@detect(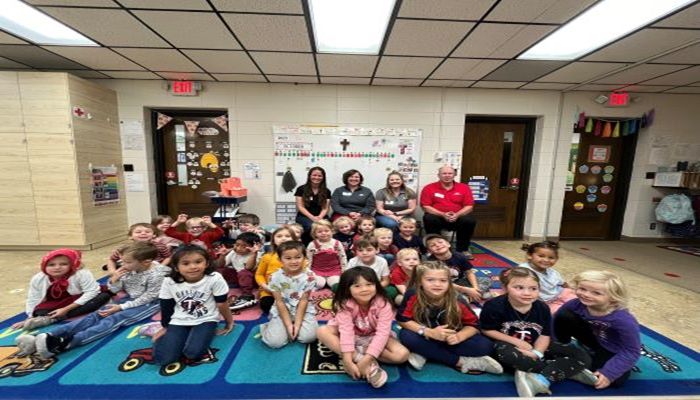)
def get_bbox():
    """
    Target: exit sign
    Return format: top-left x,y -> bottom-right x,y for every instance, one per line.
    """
607,92 -> 629,107
168,81 -> 201,96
